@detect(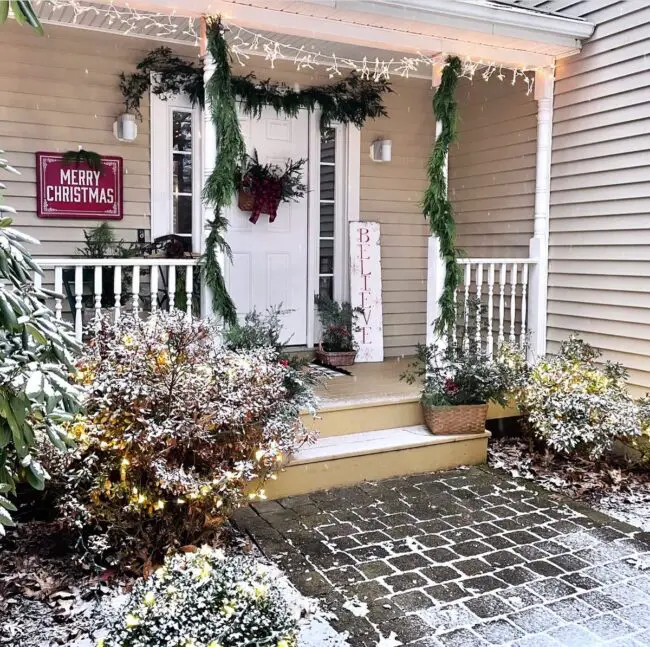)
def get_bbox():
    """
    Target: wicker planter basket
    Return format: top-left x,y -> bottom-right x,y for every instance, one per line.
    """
237,190 -> 280,216
422,402 -> 488,436
315,345 -> 357,367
